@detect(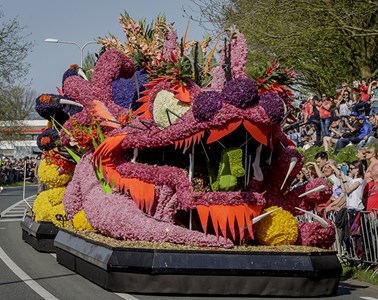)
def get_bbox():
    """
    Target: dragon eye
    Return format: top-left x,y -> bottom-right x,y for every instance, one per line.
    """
153,90 -> 190,128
